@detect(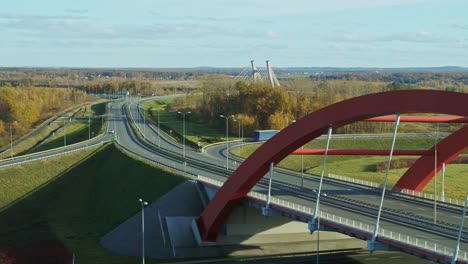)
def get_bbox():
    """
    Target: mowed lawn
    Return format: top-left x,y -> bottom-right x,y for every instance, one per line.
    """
0,144 -> 184,263
236,137 -> 468,200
